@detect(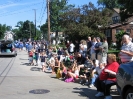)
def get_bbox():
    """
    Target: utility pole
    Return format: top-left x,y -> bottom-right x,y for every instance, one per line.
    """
47,0 -> 51,43
33,9 -> 36,38
29,22 -> 31,41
